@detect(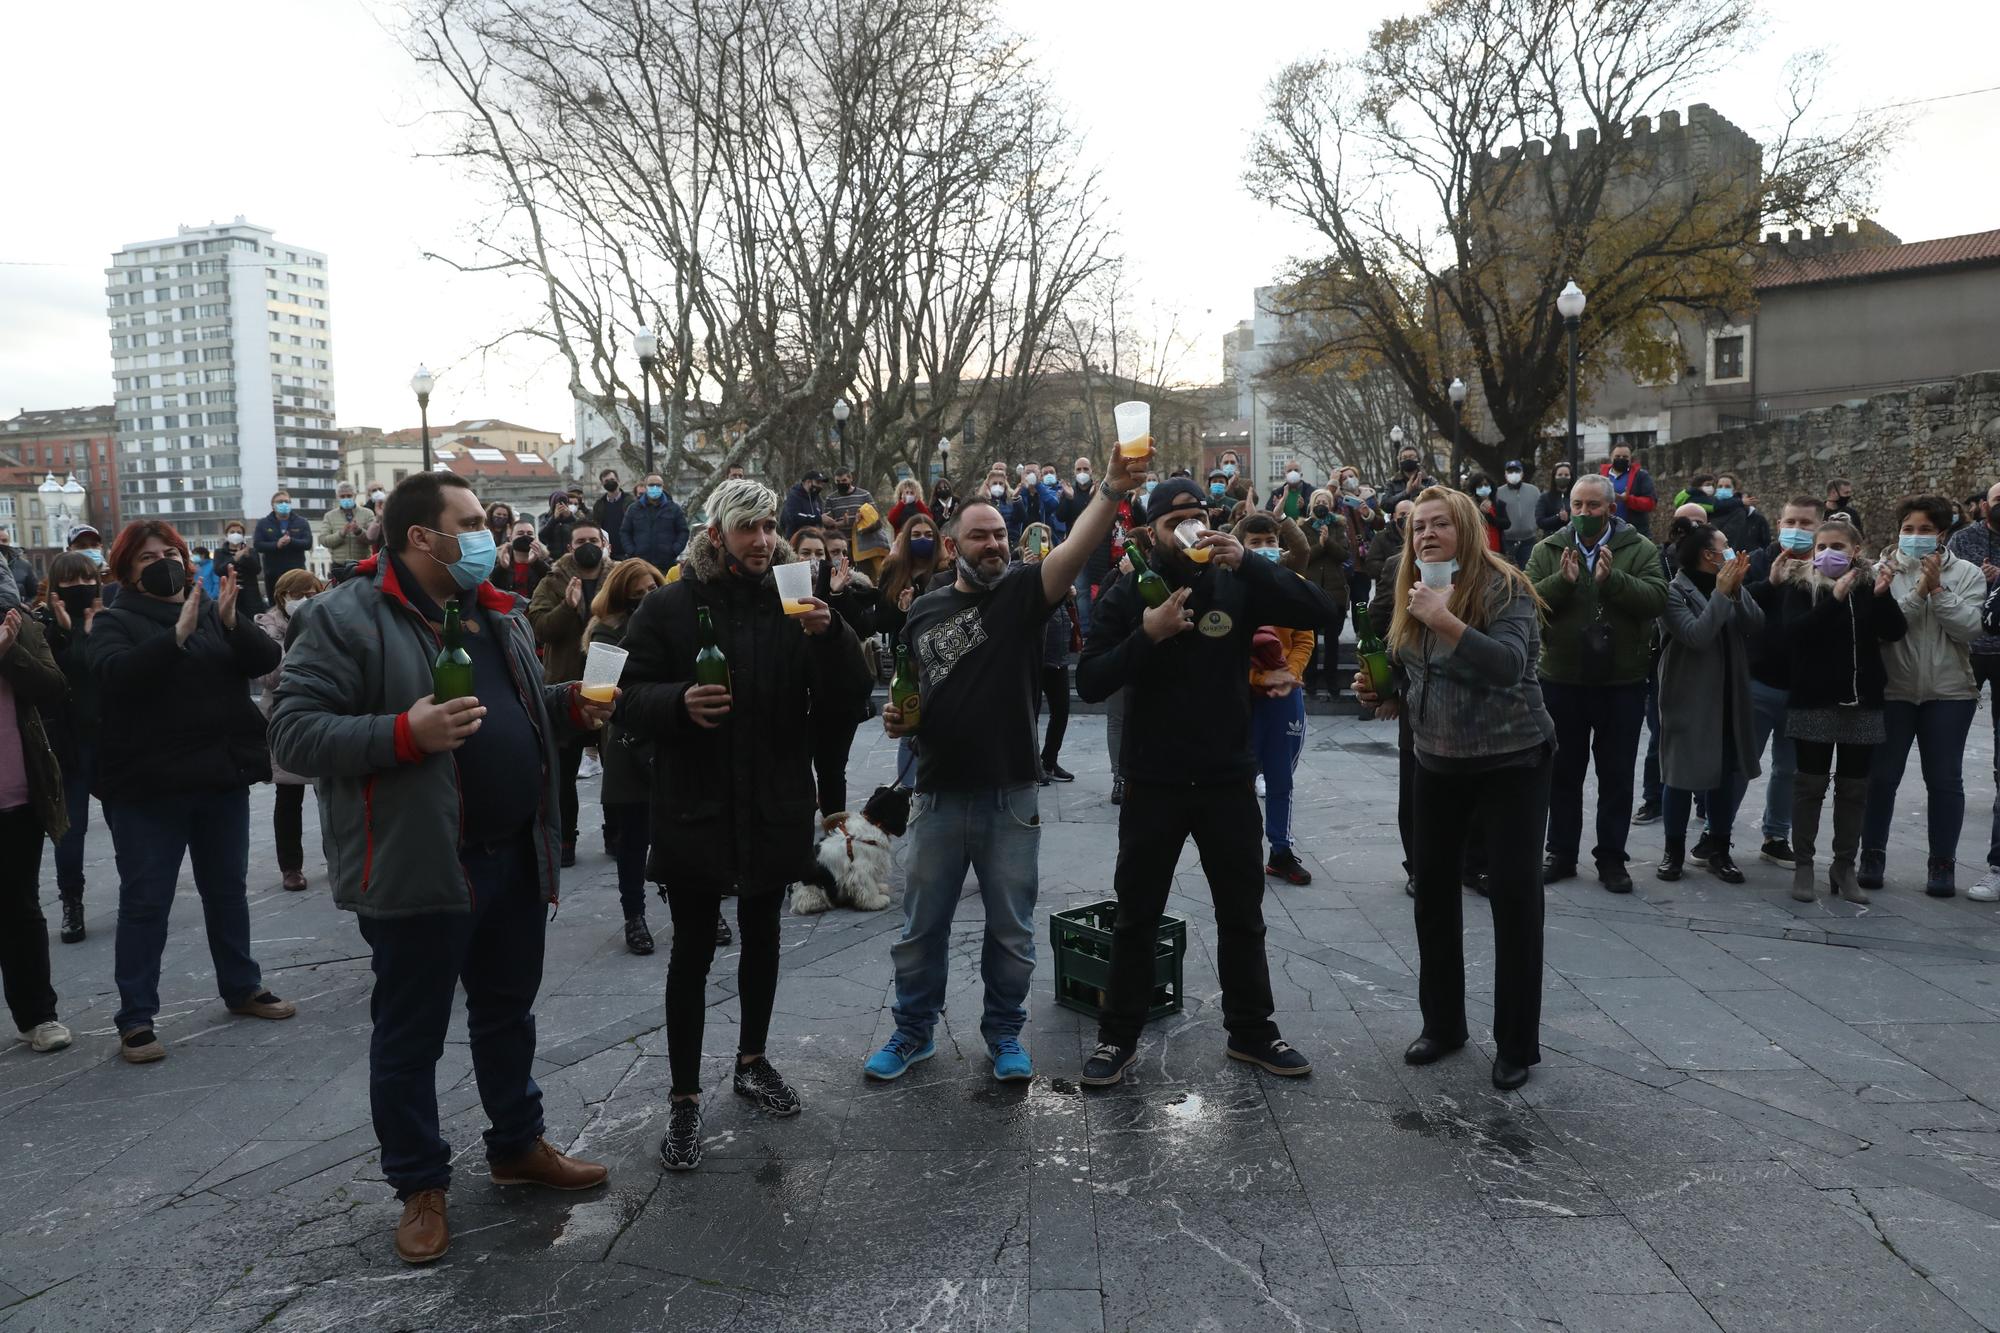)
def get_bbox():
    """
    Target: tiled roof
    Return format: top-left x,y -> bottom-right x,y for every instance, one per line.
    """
432,448 -> 560,481
1757,228 -> 2000,290
3,406 -> 115,433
